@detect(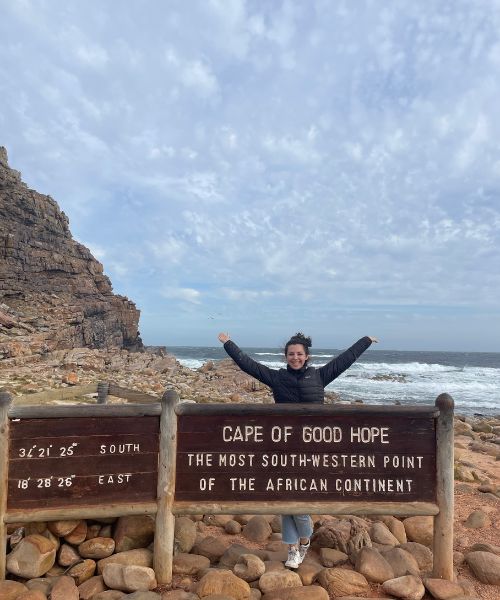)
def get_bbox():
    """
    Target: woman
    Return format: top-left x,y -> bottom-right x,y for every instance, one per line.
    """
218,331 -> 378,568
